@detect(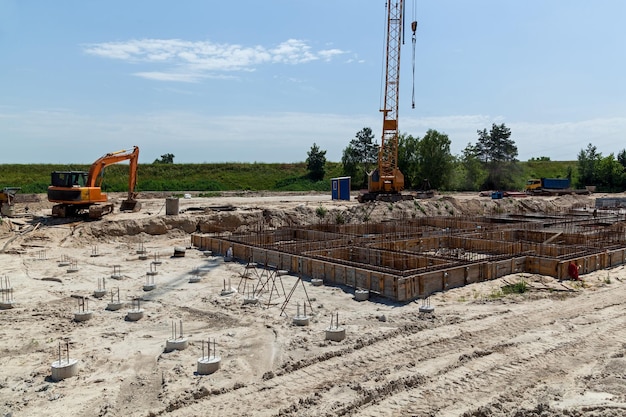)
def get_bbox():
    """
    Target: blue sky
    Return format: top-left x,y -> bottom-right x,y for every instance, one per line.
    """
1,0 -> 625,164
